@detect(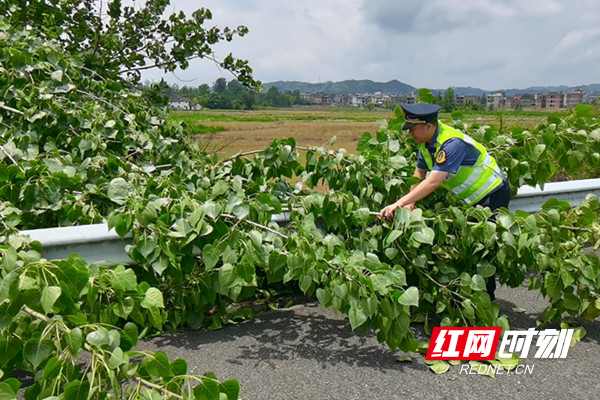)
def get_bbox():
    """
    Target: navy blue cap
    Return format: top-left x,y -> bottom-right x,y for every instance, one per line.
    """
400,103 -> 442,130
